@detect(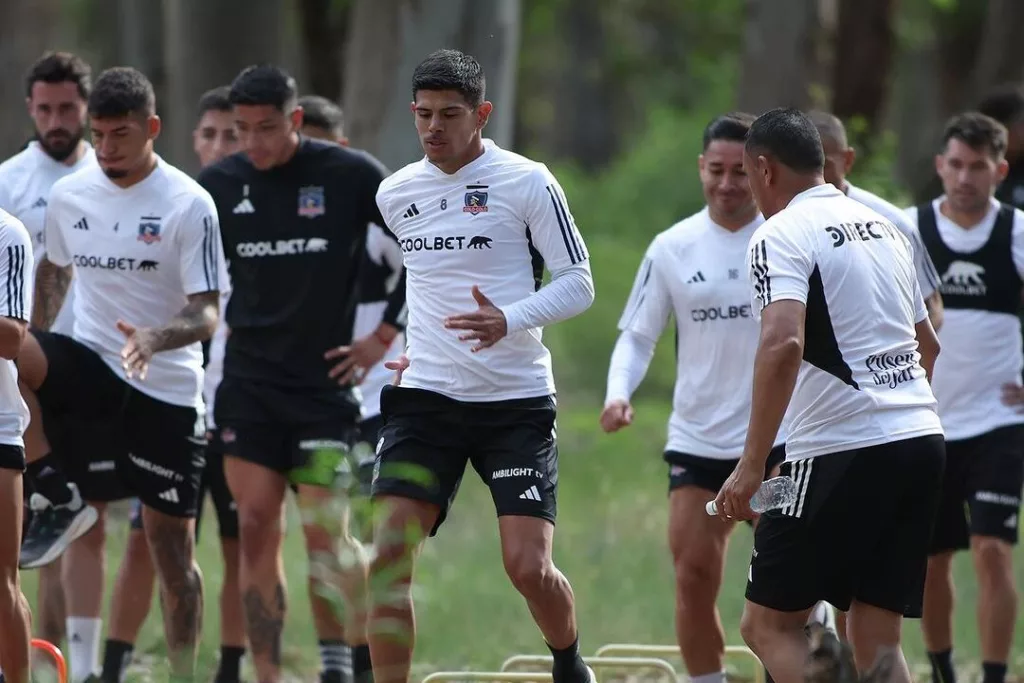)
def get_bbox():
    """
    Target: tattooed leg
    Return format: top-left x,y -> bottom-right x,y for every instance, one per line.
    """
142,506 -> 204,678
